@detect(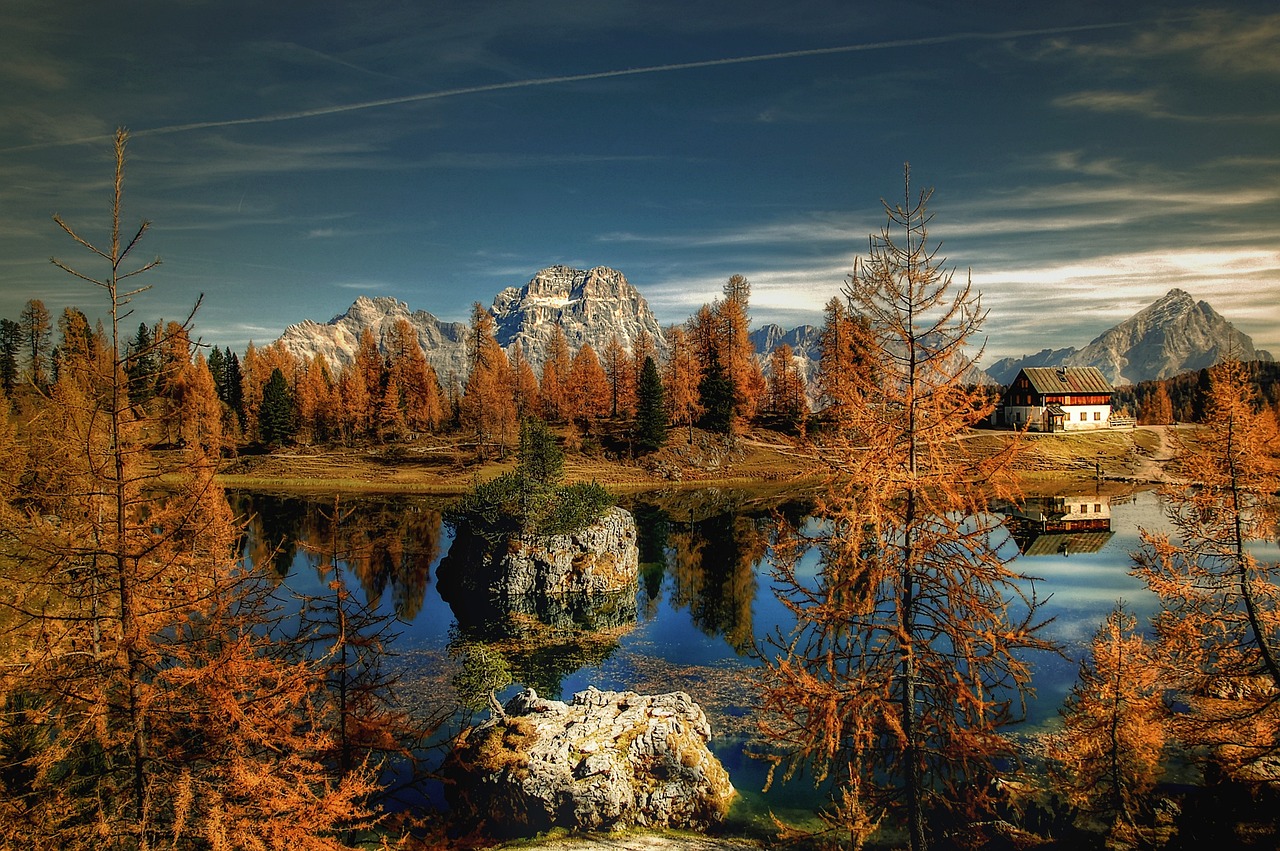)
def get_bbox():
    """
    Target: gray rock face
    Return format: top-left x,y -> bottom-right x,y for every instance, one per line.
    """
492,265 -> 668,372
436,506 -> 640,631
276,295 -> 471,382
445,686 -> 735,836
276,266 -> 667,385
985,289 -> 1273,386
1065,288 -> 1272,384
